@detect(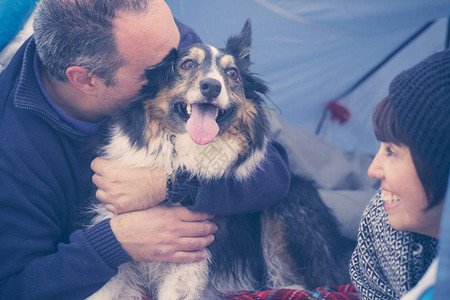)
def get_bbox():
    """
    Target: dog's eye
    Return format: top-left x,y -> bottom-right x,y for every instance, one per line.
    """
227,68 -> 239,80
181,59 -> 196,70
